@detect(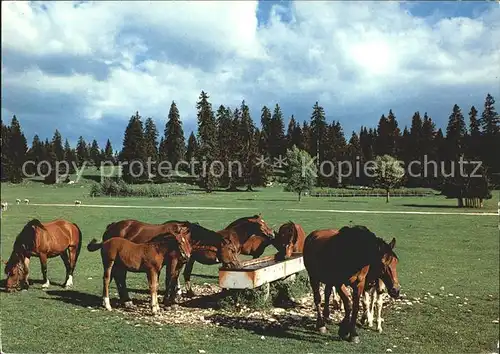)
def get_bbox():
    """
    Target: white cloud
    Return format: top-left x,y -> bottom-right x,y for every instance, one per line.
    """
1,0 -> 499,143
